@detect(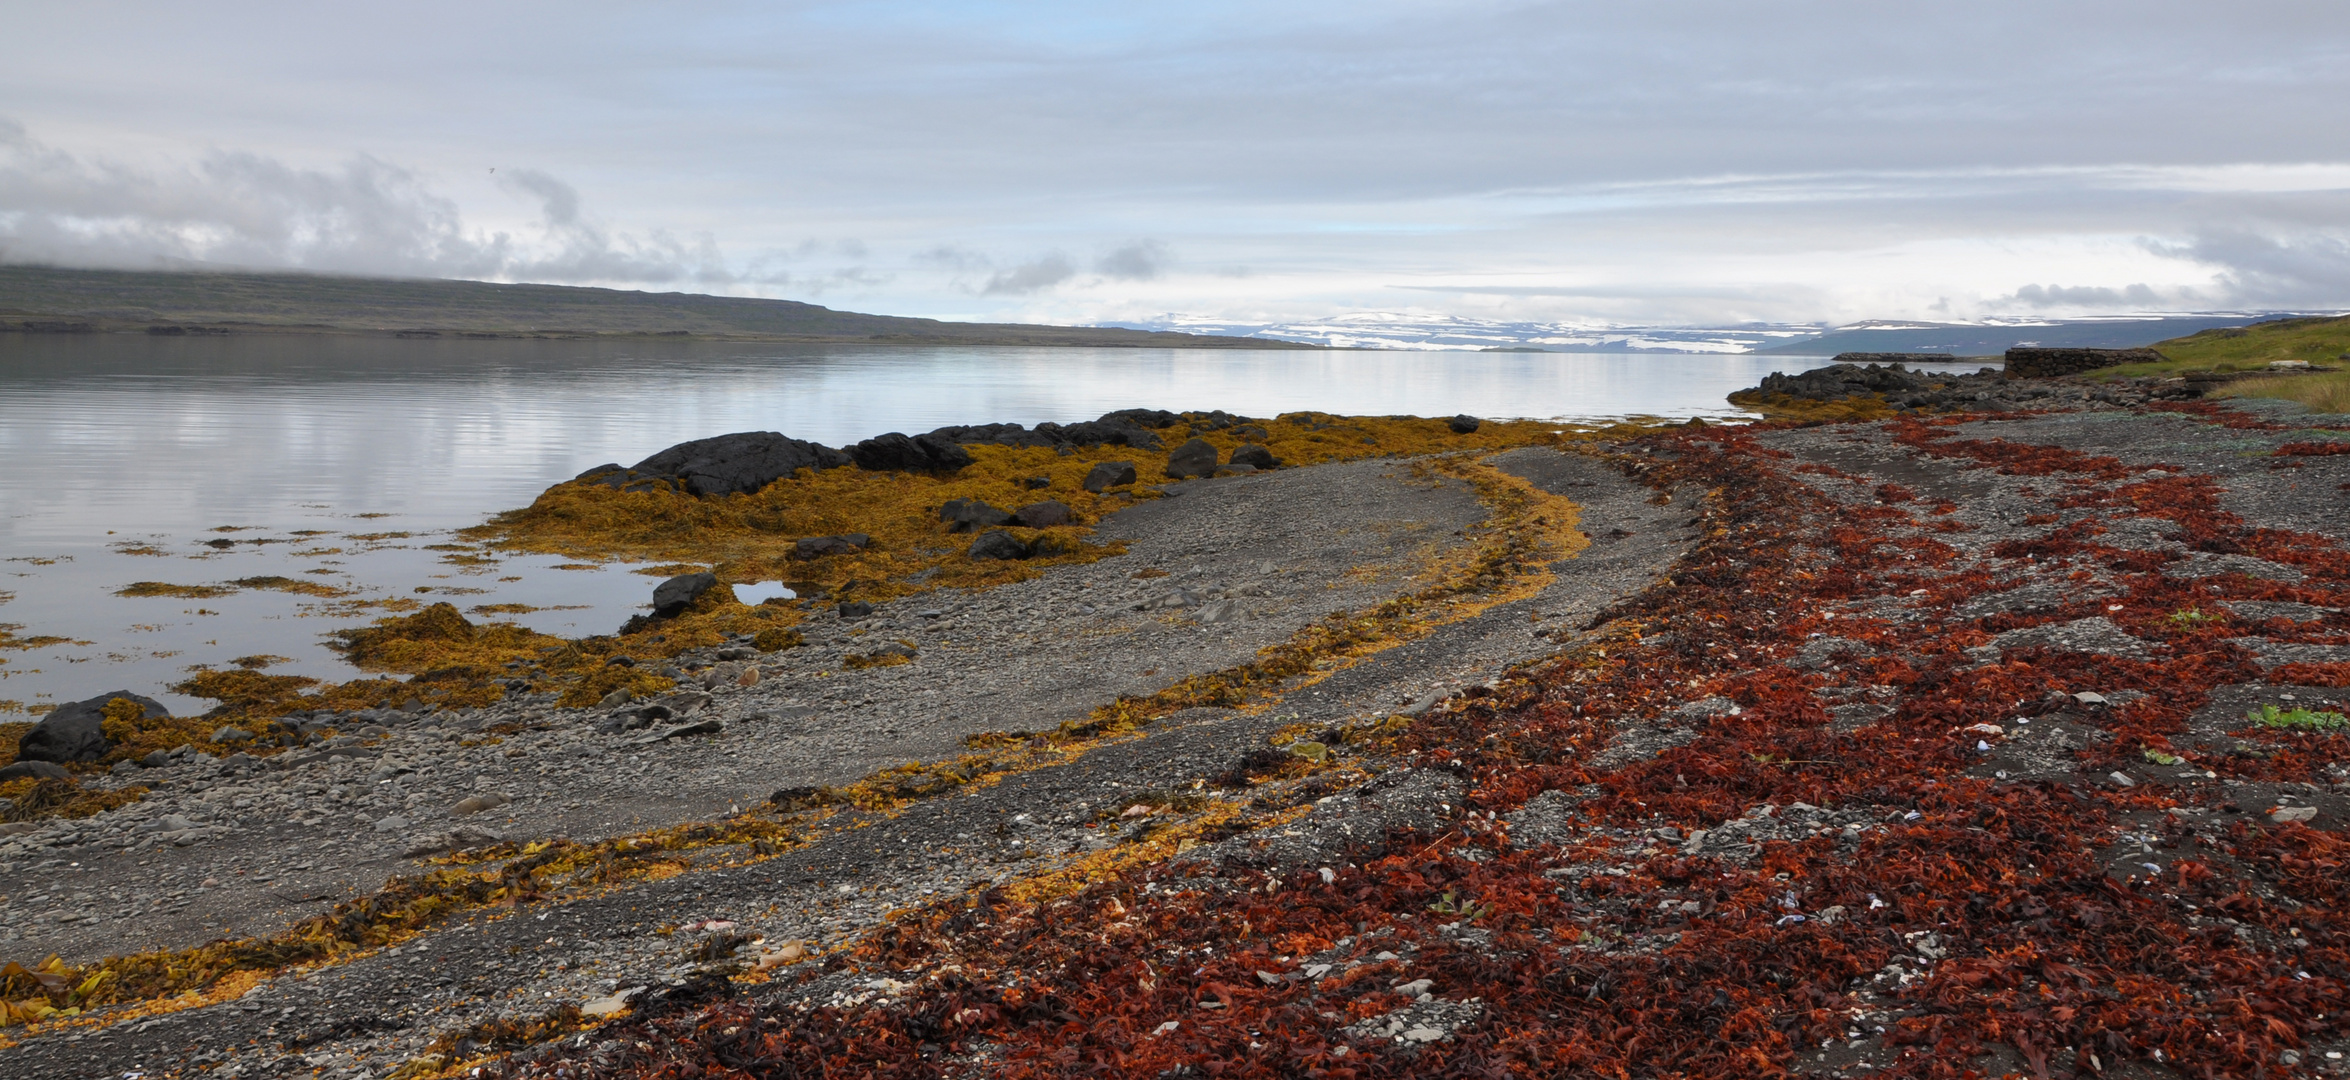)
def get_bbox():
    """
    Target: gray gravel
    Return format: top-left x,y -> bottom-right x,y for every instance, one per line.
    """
0,445 -> 1694,1080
